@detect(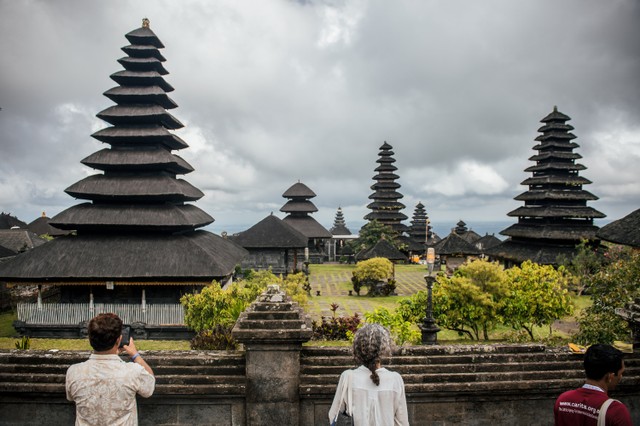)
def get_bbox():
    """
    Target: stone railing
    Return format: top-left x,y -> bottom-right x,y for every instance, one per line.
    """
1,286 -> 639,425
